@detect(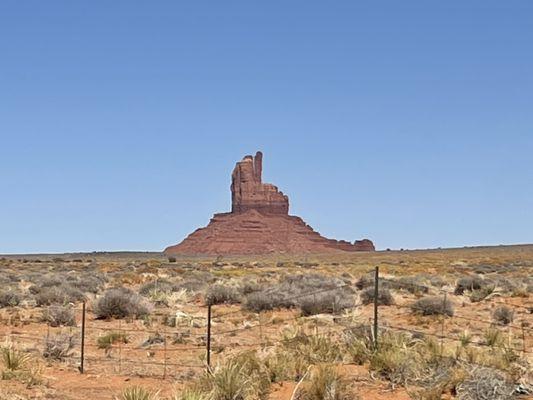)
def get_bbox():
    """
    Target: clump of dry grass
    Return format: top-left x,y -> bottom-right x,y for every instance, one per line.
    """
296,364 -> 350,400
0,342 -> 41,386
97,332 -> 129,351
118,386 -> 160,400
200,352 -> 271,400
341,324 -> 373,365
